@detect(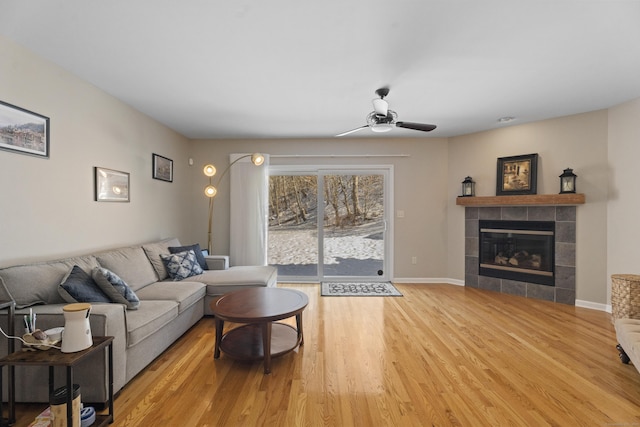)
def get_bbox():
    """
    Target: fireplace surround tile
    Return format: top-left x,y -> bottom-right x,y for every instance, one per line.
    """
465,256 -> 479,275
527,283 -> 555,301
465,207 -> 479,219
465,220 -> 479,237
502,279 -> 527,297
464,205 -> 576,305
555,265 -> 576,290
555,288 -> 576,305
555,242 -> 576,267
465,274 -> 479,288
478,207 -> 501,220
502,206 -> 528,220
478,275 -> 501,292
465,237 -> 478,256
528,206 -> 556,221
555,221 -> 576,243
556,206 -> 576,221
